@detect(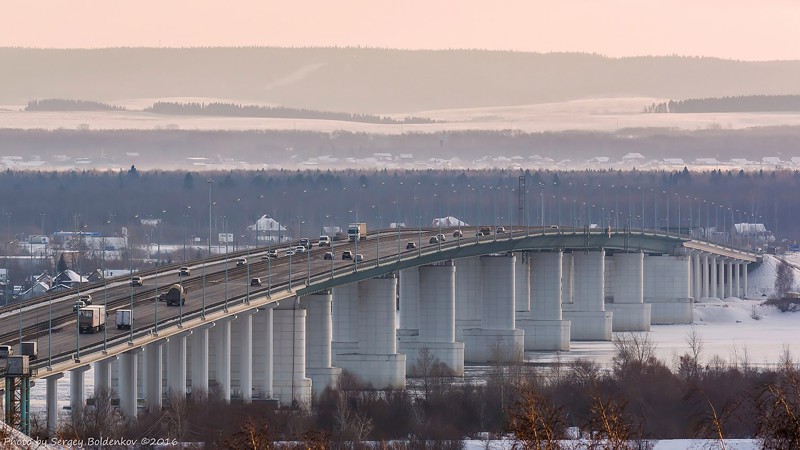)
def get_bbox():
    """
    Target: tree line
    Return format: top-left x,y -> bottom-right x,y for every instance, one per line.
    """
36,332 -> 800,448
144,101 -> 438,124
25,99 -> 126,112
645,95 -> 800,113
